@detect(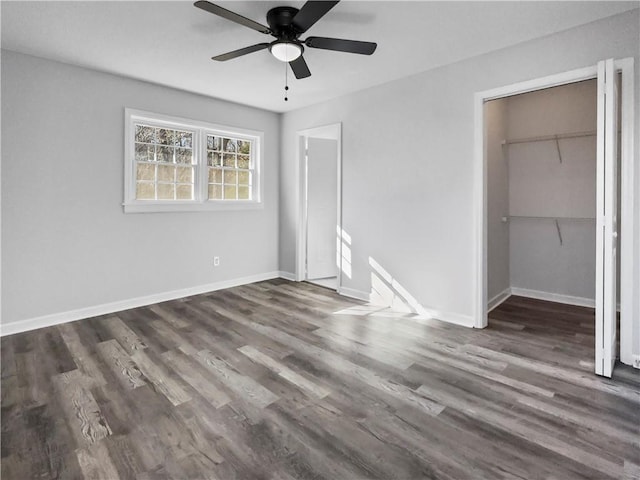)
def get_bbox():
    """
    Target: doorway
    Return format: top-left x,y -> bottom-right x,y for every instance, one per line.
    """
296,123 -> 342,291
474,59 -> 635,378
